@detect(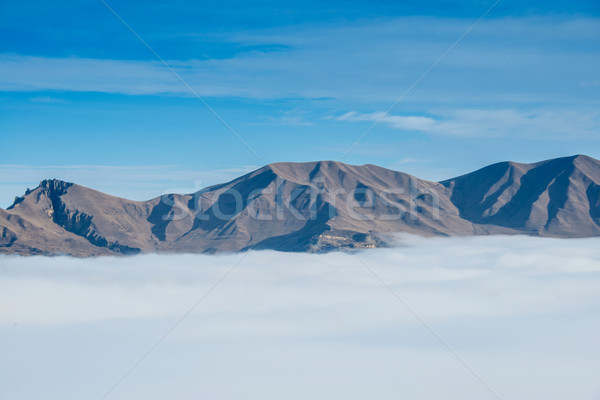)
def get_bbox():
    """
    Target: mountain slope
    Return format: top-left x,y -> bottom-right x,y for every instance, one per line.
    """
1,155 -> 599,256
441,155 -> 600,237
167,161 -> 474,252
4,179 -> 157,254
